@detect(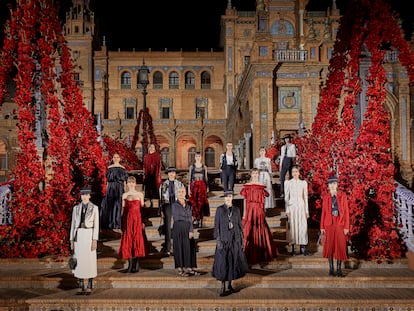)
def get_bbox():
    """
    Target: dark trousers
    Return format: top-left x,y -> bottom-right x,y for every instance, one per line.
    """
280,157 -> 294,195
221,166 -> 236,192
161,203 -> 172,252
